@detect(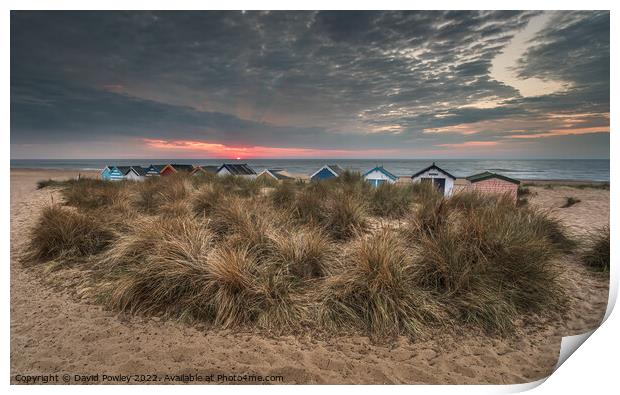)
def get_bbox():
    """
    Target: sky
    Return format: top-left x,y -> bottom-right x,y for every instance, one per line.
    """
10,10 -> 610,159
